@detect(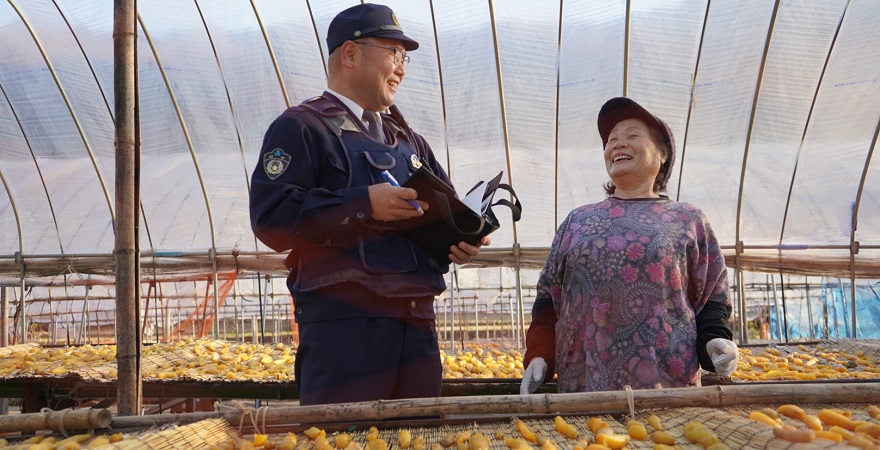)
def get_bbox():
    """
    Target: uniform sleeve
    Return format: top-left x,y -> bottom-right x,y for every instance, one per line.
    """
249,111 -> 371,253
687,208 -> 734,370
